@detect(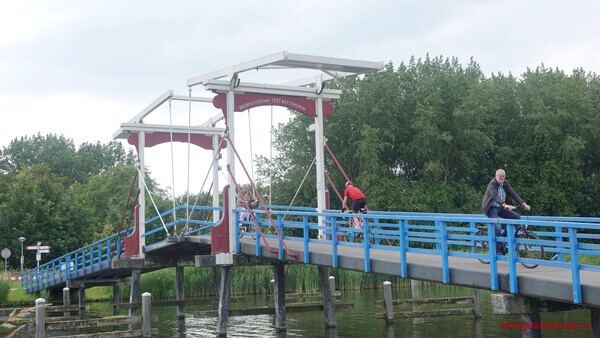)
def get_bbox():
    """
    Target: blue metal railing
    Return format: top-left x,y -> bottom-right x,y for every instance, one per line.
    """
21,203 -> 600,305
20,205 -> 222,292
236,208 -> 600,305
